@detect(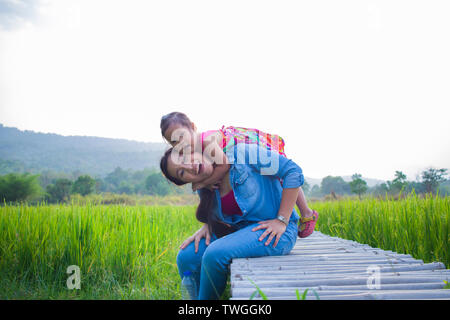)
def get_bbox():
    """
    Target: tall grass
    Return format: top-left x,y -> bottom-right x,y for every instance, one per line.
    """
314,193 -> 449,268
0,202 -> 201,299
1,193 -> 448,299
69,193 -> 199,206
